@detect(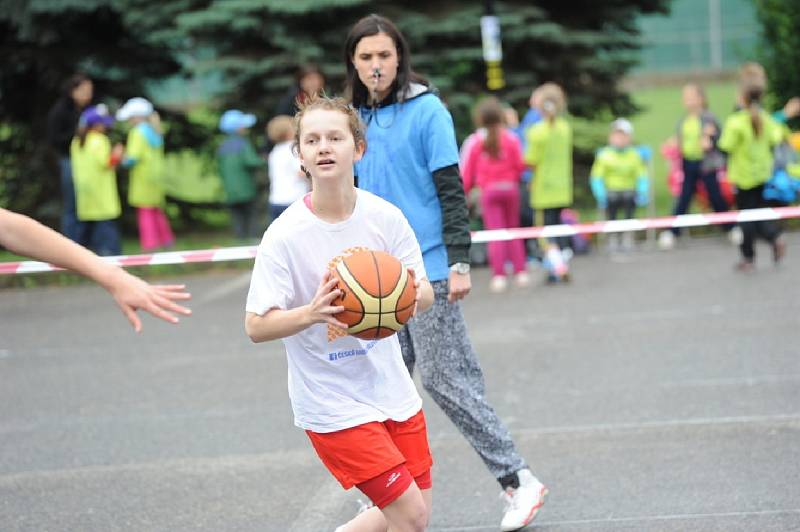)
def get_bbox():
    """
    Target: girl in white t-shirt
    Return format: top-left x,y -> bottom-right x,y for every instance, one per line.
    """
245,96 -> 435,532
